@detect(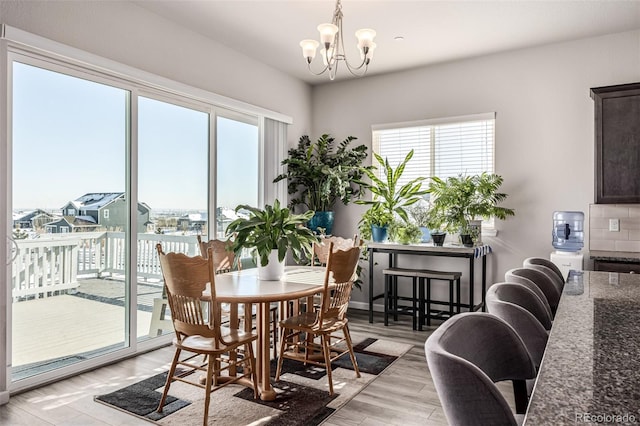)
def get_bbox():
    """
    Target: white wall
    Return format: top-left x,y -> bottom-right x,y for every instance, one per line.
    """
311,30 -> 640,305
